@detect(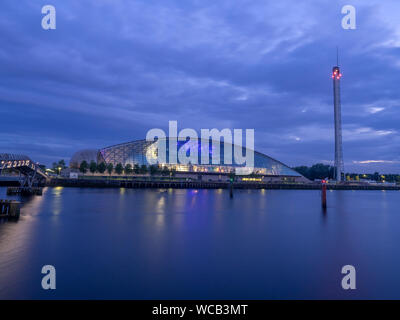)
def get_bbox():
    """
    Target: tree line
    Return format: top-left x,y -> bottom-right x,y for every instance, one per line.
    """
293,163 -> 400,183
78,161 -> 176,176
293,163 -> 335,180
42,160 -> 400,183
